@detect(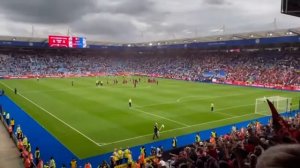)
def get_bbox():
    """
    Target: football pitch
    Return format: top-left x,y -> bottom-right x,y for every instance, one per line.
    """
0,76 -> 299,158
